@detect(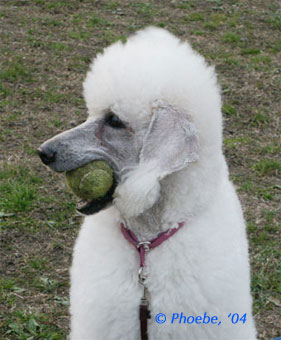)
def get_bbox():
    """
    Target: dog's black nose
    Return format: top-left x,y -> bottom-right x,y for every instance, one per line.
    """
37,147 -> 56,165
